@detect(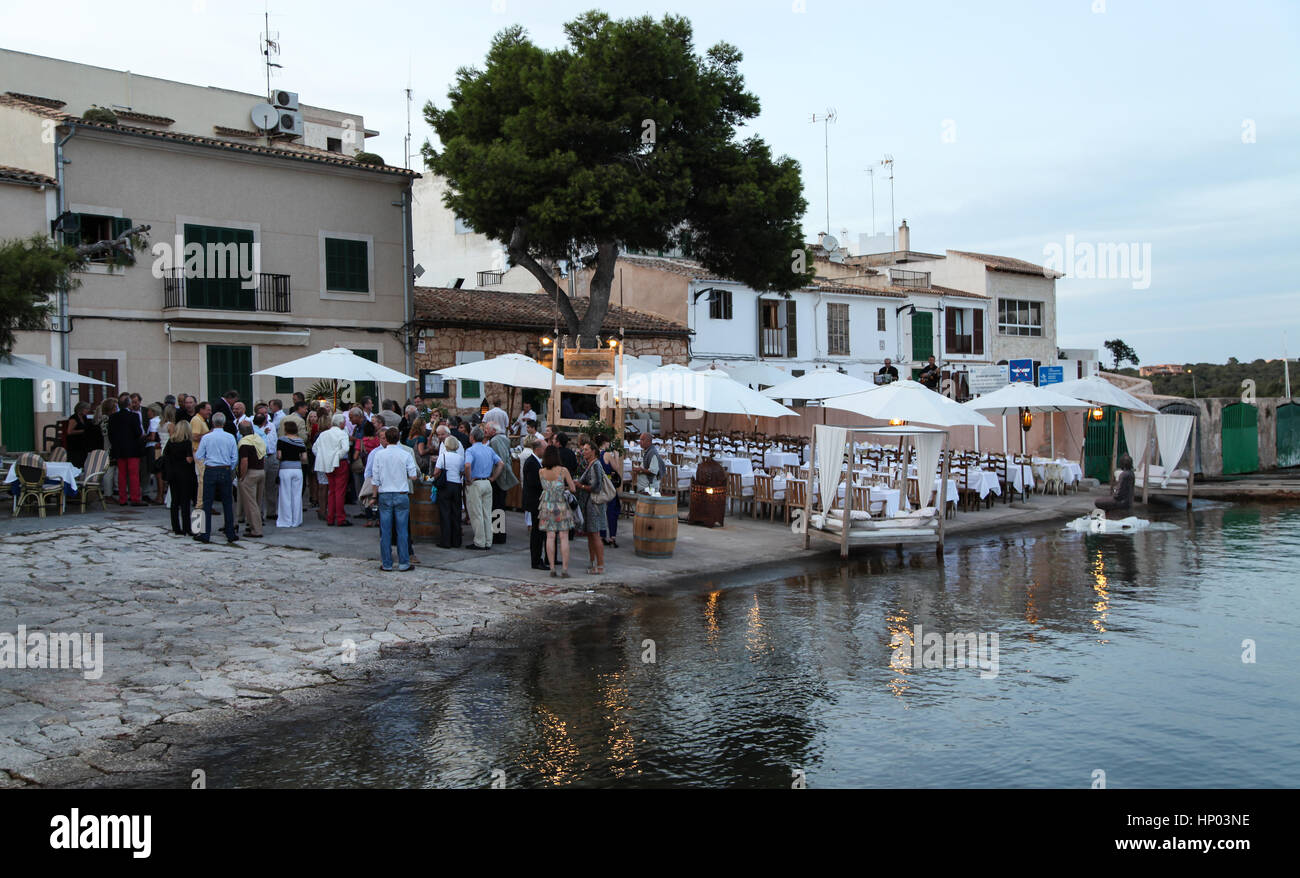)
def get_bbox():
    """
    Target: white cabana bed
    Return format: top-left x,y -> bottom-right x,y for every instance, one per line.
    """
1133,412 -> 1197,502
801,424 -> 951,560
